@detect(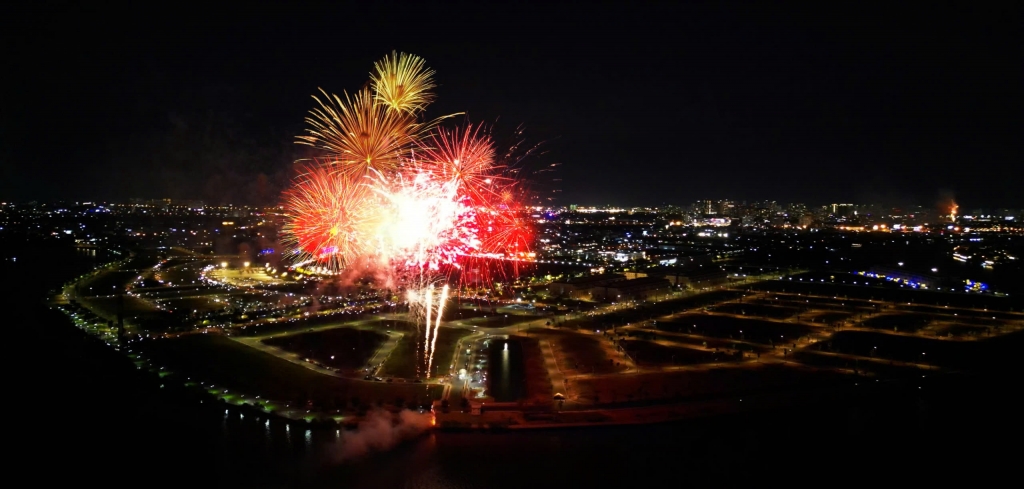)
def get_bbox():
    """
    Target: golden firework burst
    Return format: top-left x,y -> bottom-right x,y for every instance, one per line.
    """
297,87 -> 422,176
371,51 -> 436,114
